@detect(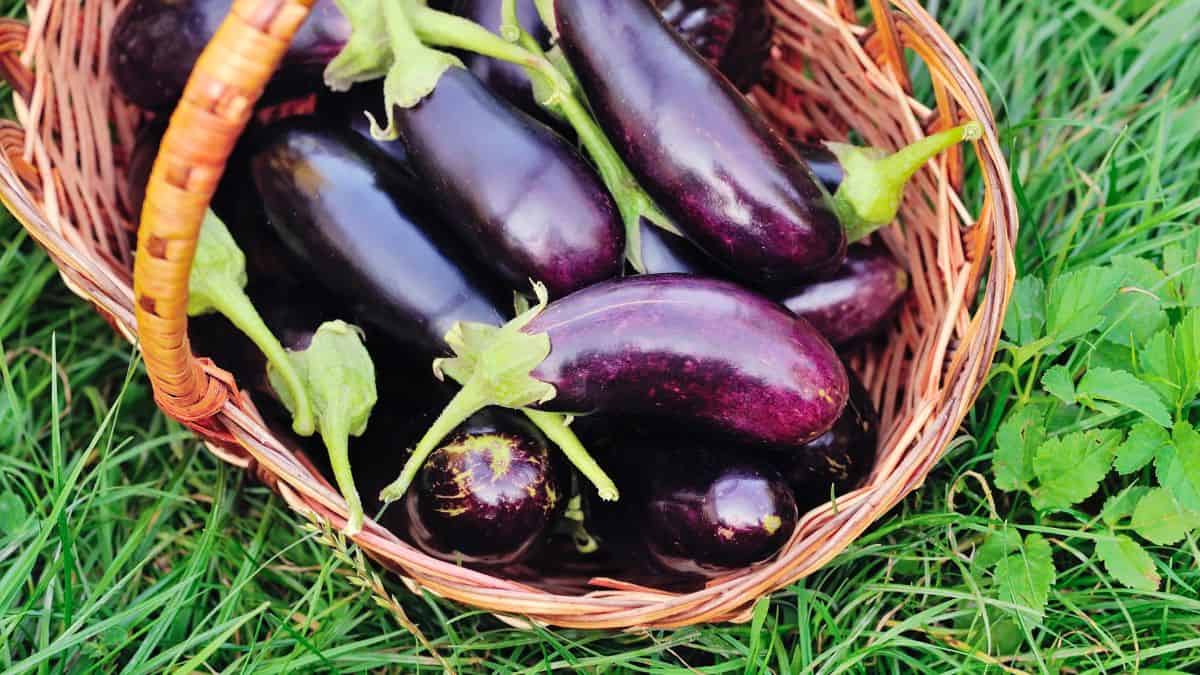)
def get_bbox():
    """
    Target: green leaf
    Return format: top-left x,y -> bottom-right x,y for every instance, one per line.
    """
993,534 -> 1055,622
993,404 -> 1046,492
1040,365 -> 1076,404
1130,488 -> 1194,545
974,528 -> 1023,569
1003,275 -> 1046,345
1100,255 -> 1168,346
0,491 -> 25,535
1157,421 -> 1200,512
1076,367 -> 1171,427
1139,310 -> 1200,414
1095,535 -> 1159,591
1031,429 -> 1120,510
1163,231 -> 1200,307
1100,485 -> 1151,526
1115,420 -> 1169,475
1045,265 -> 1125,343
